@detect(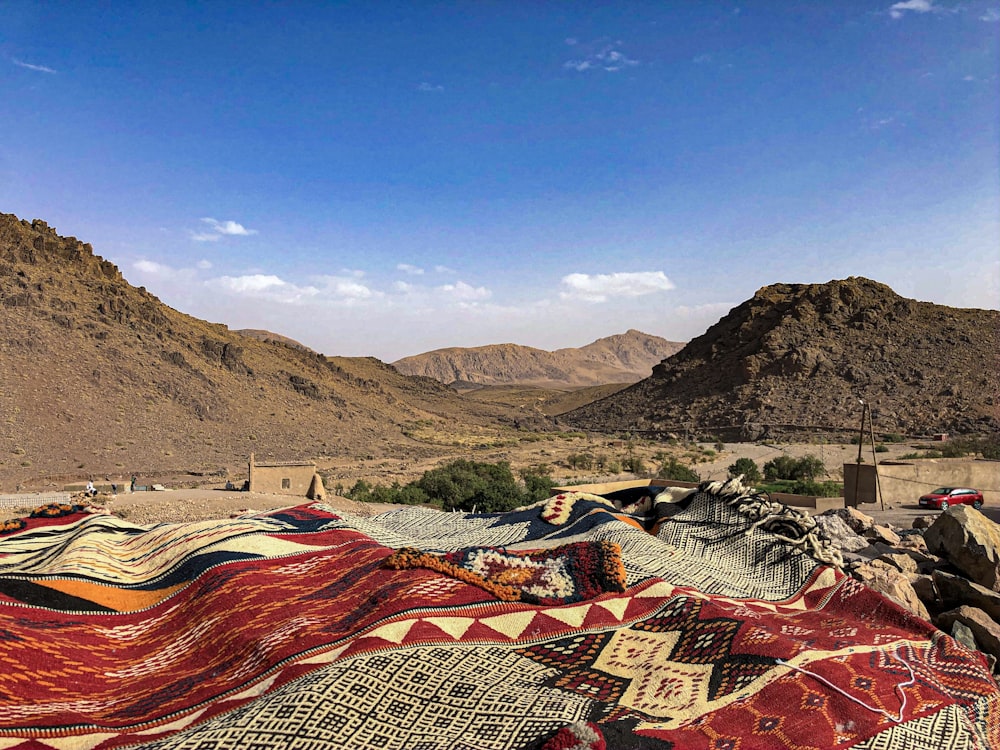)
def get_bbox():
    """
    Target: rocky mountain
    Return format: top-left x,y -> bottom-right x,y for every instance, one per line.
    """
235,329 -> 317,354
0,213 -> 536,490
563,278 -> 1000,438
392,330 -> 685,388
